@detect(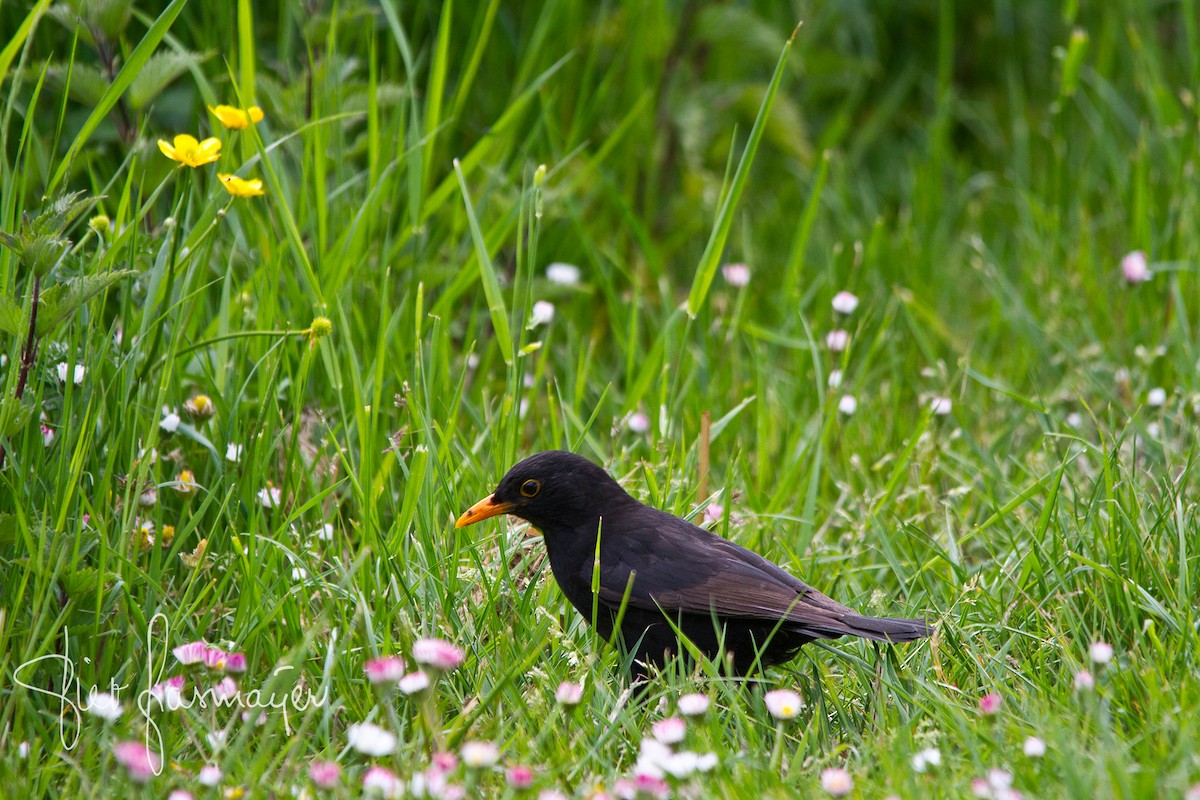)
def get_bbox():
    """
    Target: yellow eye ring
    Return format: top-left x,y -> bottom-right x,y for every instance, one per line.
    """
520,479 -> 541,497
